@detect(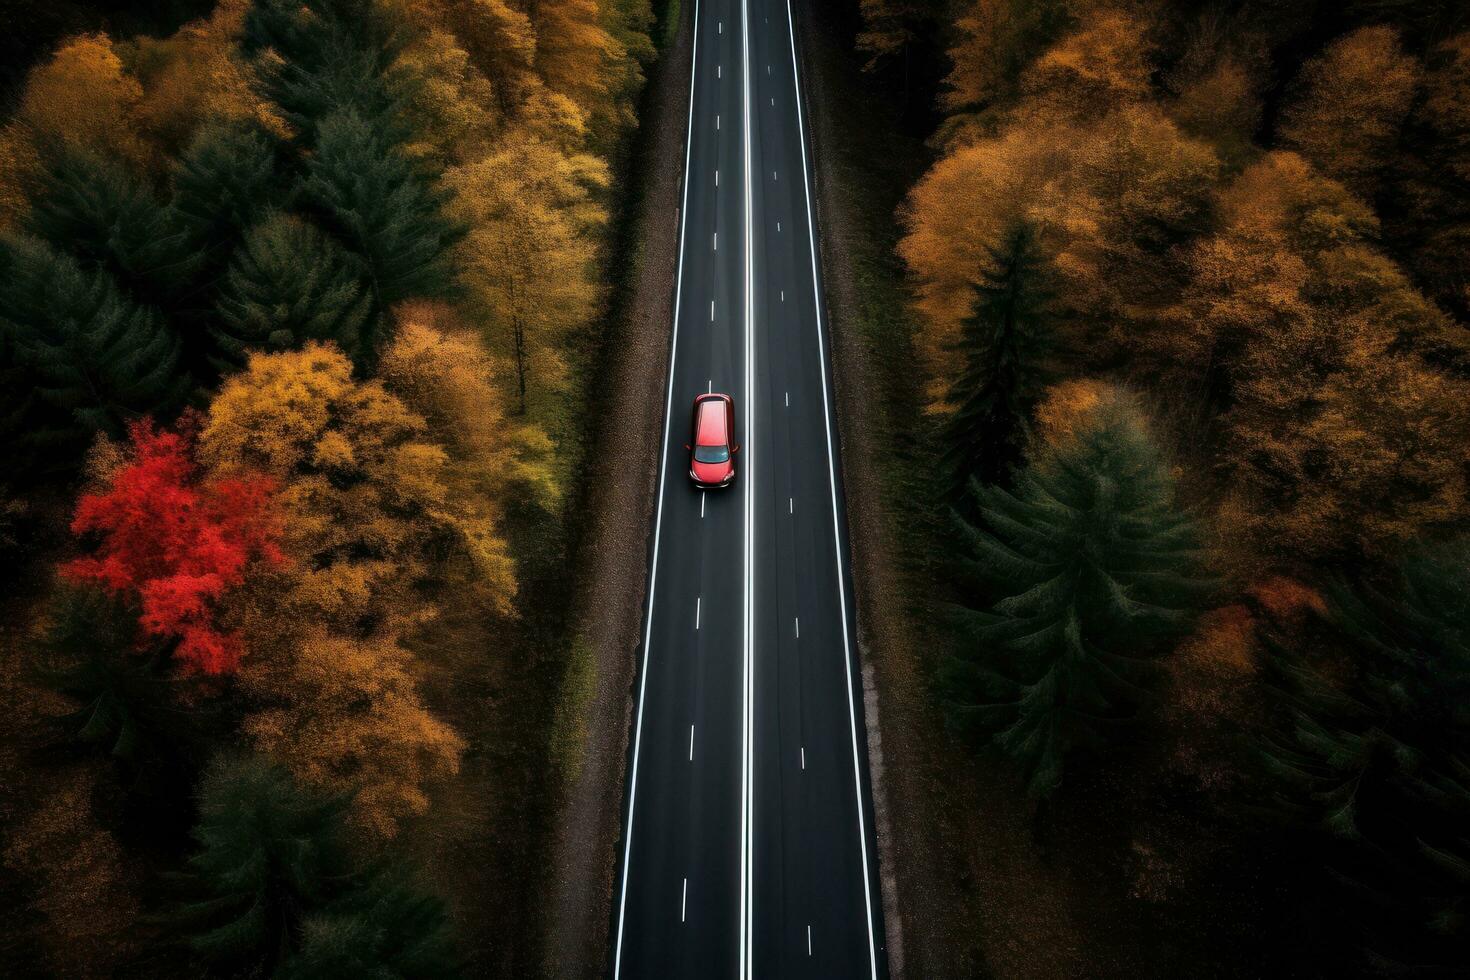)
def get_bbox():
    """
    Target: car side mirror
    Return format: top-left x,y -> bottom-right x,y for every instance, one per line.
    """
731,444 -> 741,453
684,443 -> 691,451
